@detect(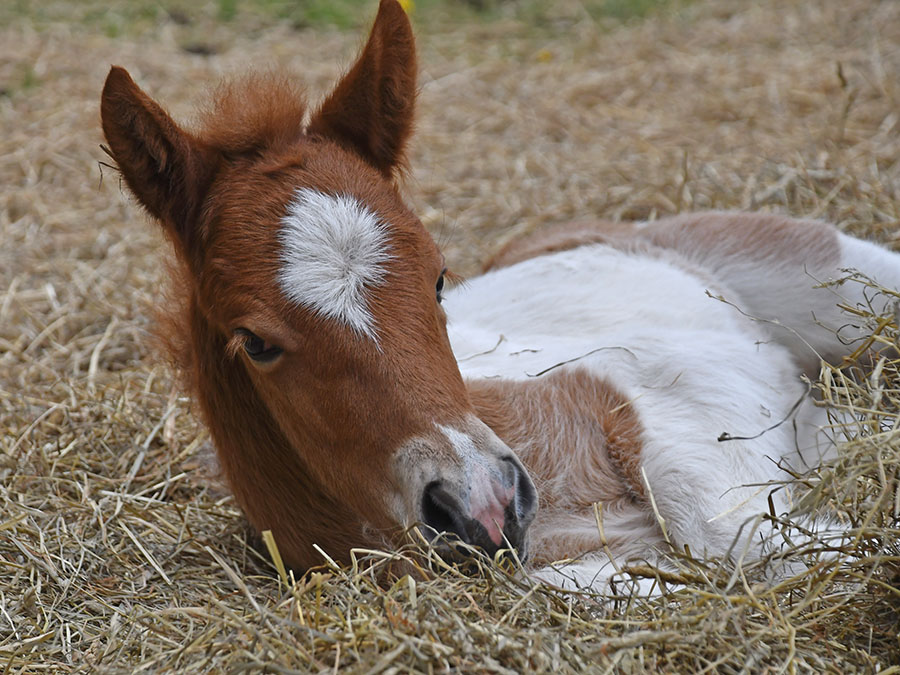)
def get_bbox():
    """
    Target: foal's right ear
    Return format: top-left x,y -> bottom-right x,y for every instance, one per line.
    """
101,66 -> 216,261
